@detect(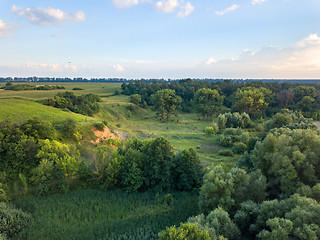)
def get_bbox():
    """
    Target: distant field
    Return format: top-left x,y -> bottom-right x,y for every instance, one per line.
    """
0,82 -> 121,100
